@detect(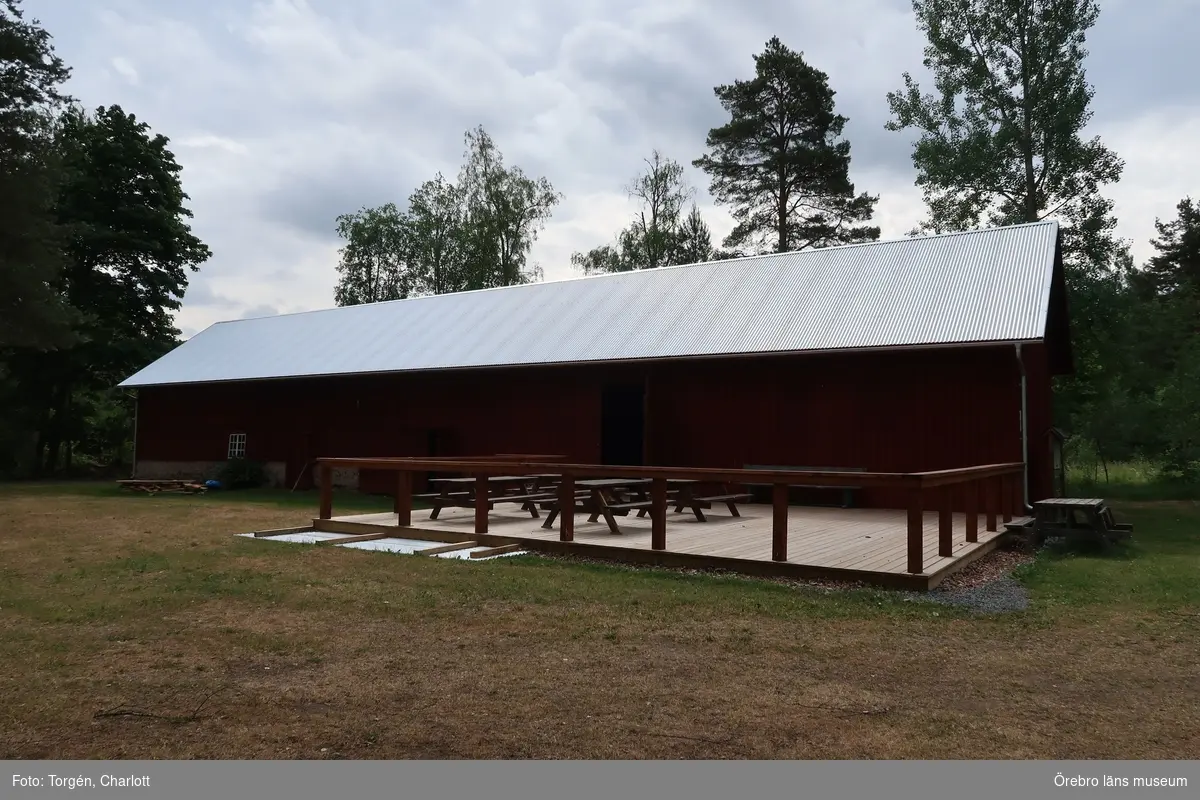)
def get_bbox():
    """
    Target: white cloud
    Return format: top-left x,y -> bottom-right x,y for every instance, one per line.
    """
1100,105 -> 1200,263
22,0 -> 1200,339
110,56 -> 138,84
